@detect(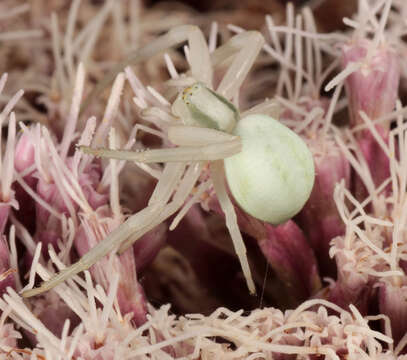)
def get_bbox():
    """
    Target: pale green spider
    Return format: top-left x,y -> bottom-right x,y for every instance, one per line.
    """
22,25 -> 314,297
